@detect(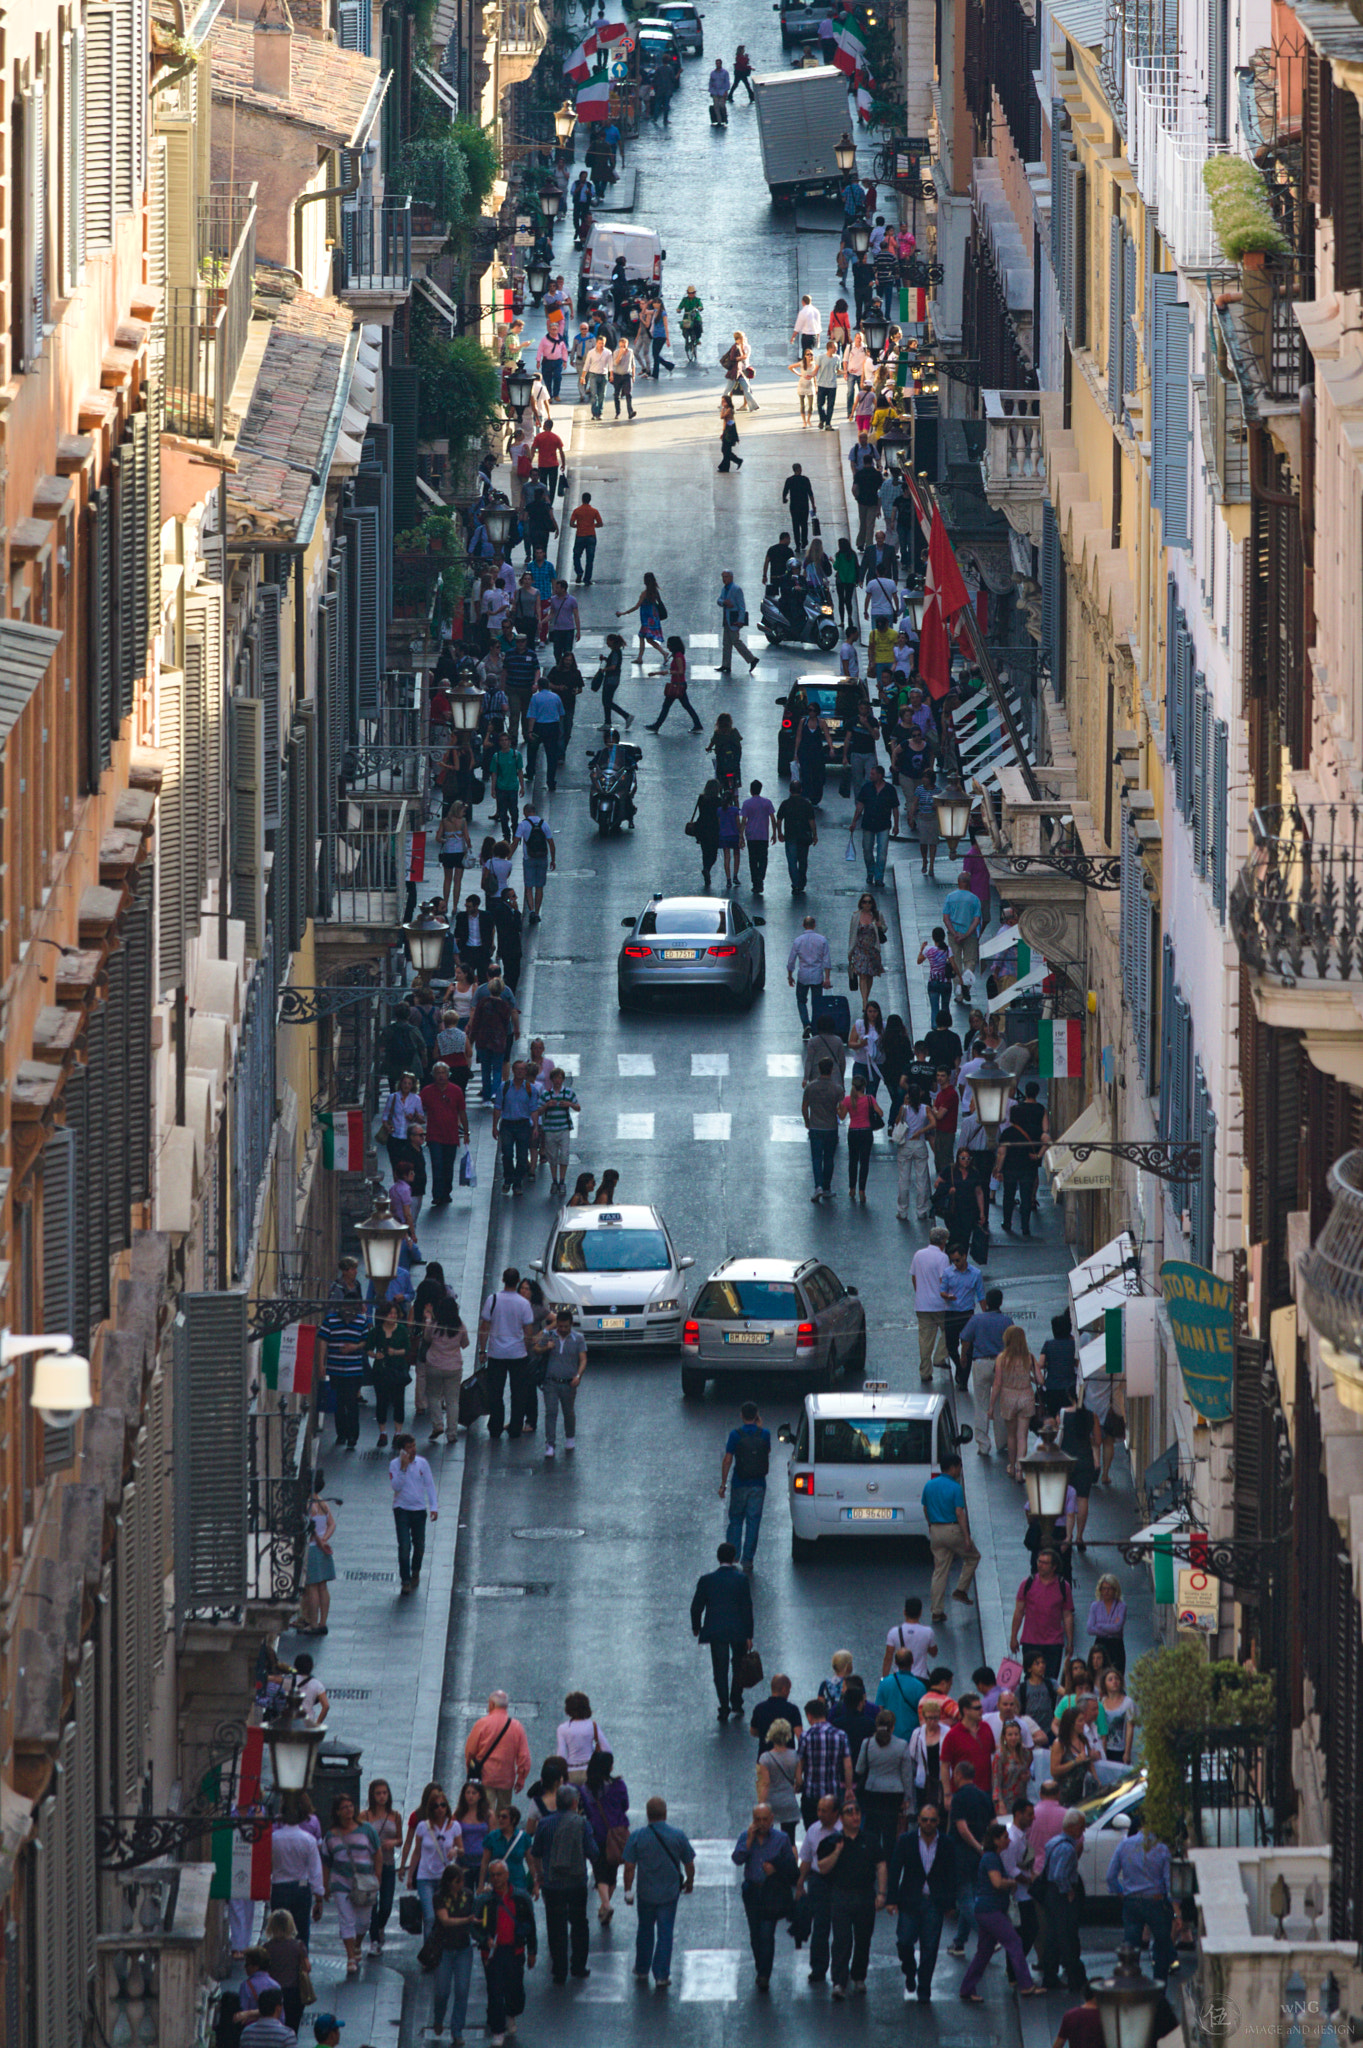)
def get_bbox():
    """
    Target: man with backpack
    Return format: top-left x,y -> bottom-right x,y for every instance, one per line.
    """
719,1400 -> 772,1571
513,804 -> 556,922
529,1786 -> 593,1983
